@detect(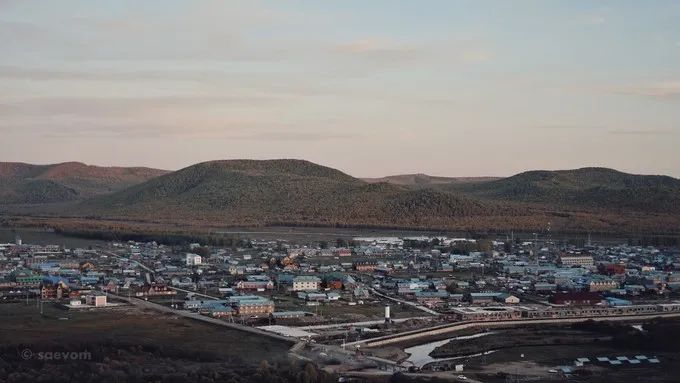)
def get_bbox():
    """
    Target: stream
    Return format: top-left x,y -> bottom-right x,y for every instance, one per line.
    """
403,331 -> 497,367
